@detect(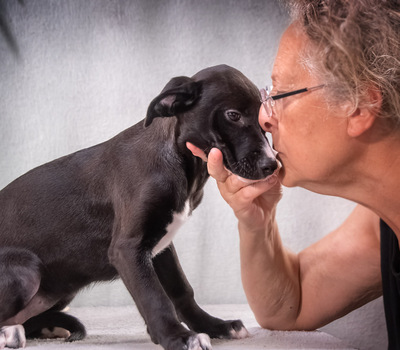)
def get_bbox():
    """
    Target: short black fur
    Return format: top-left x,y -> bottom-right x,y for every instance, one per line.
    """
0,65 -> 277,350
